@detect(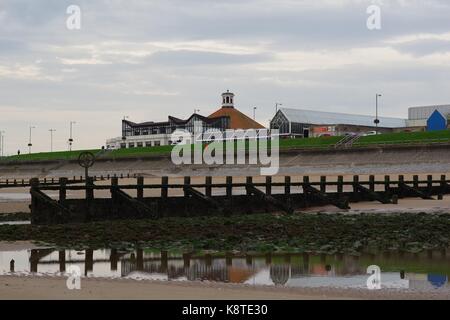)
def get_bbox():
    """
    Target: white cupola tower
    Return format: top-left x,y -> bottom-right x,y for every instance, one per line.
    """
221,90 -> 235,108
